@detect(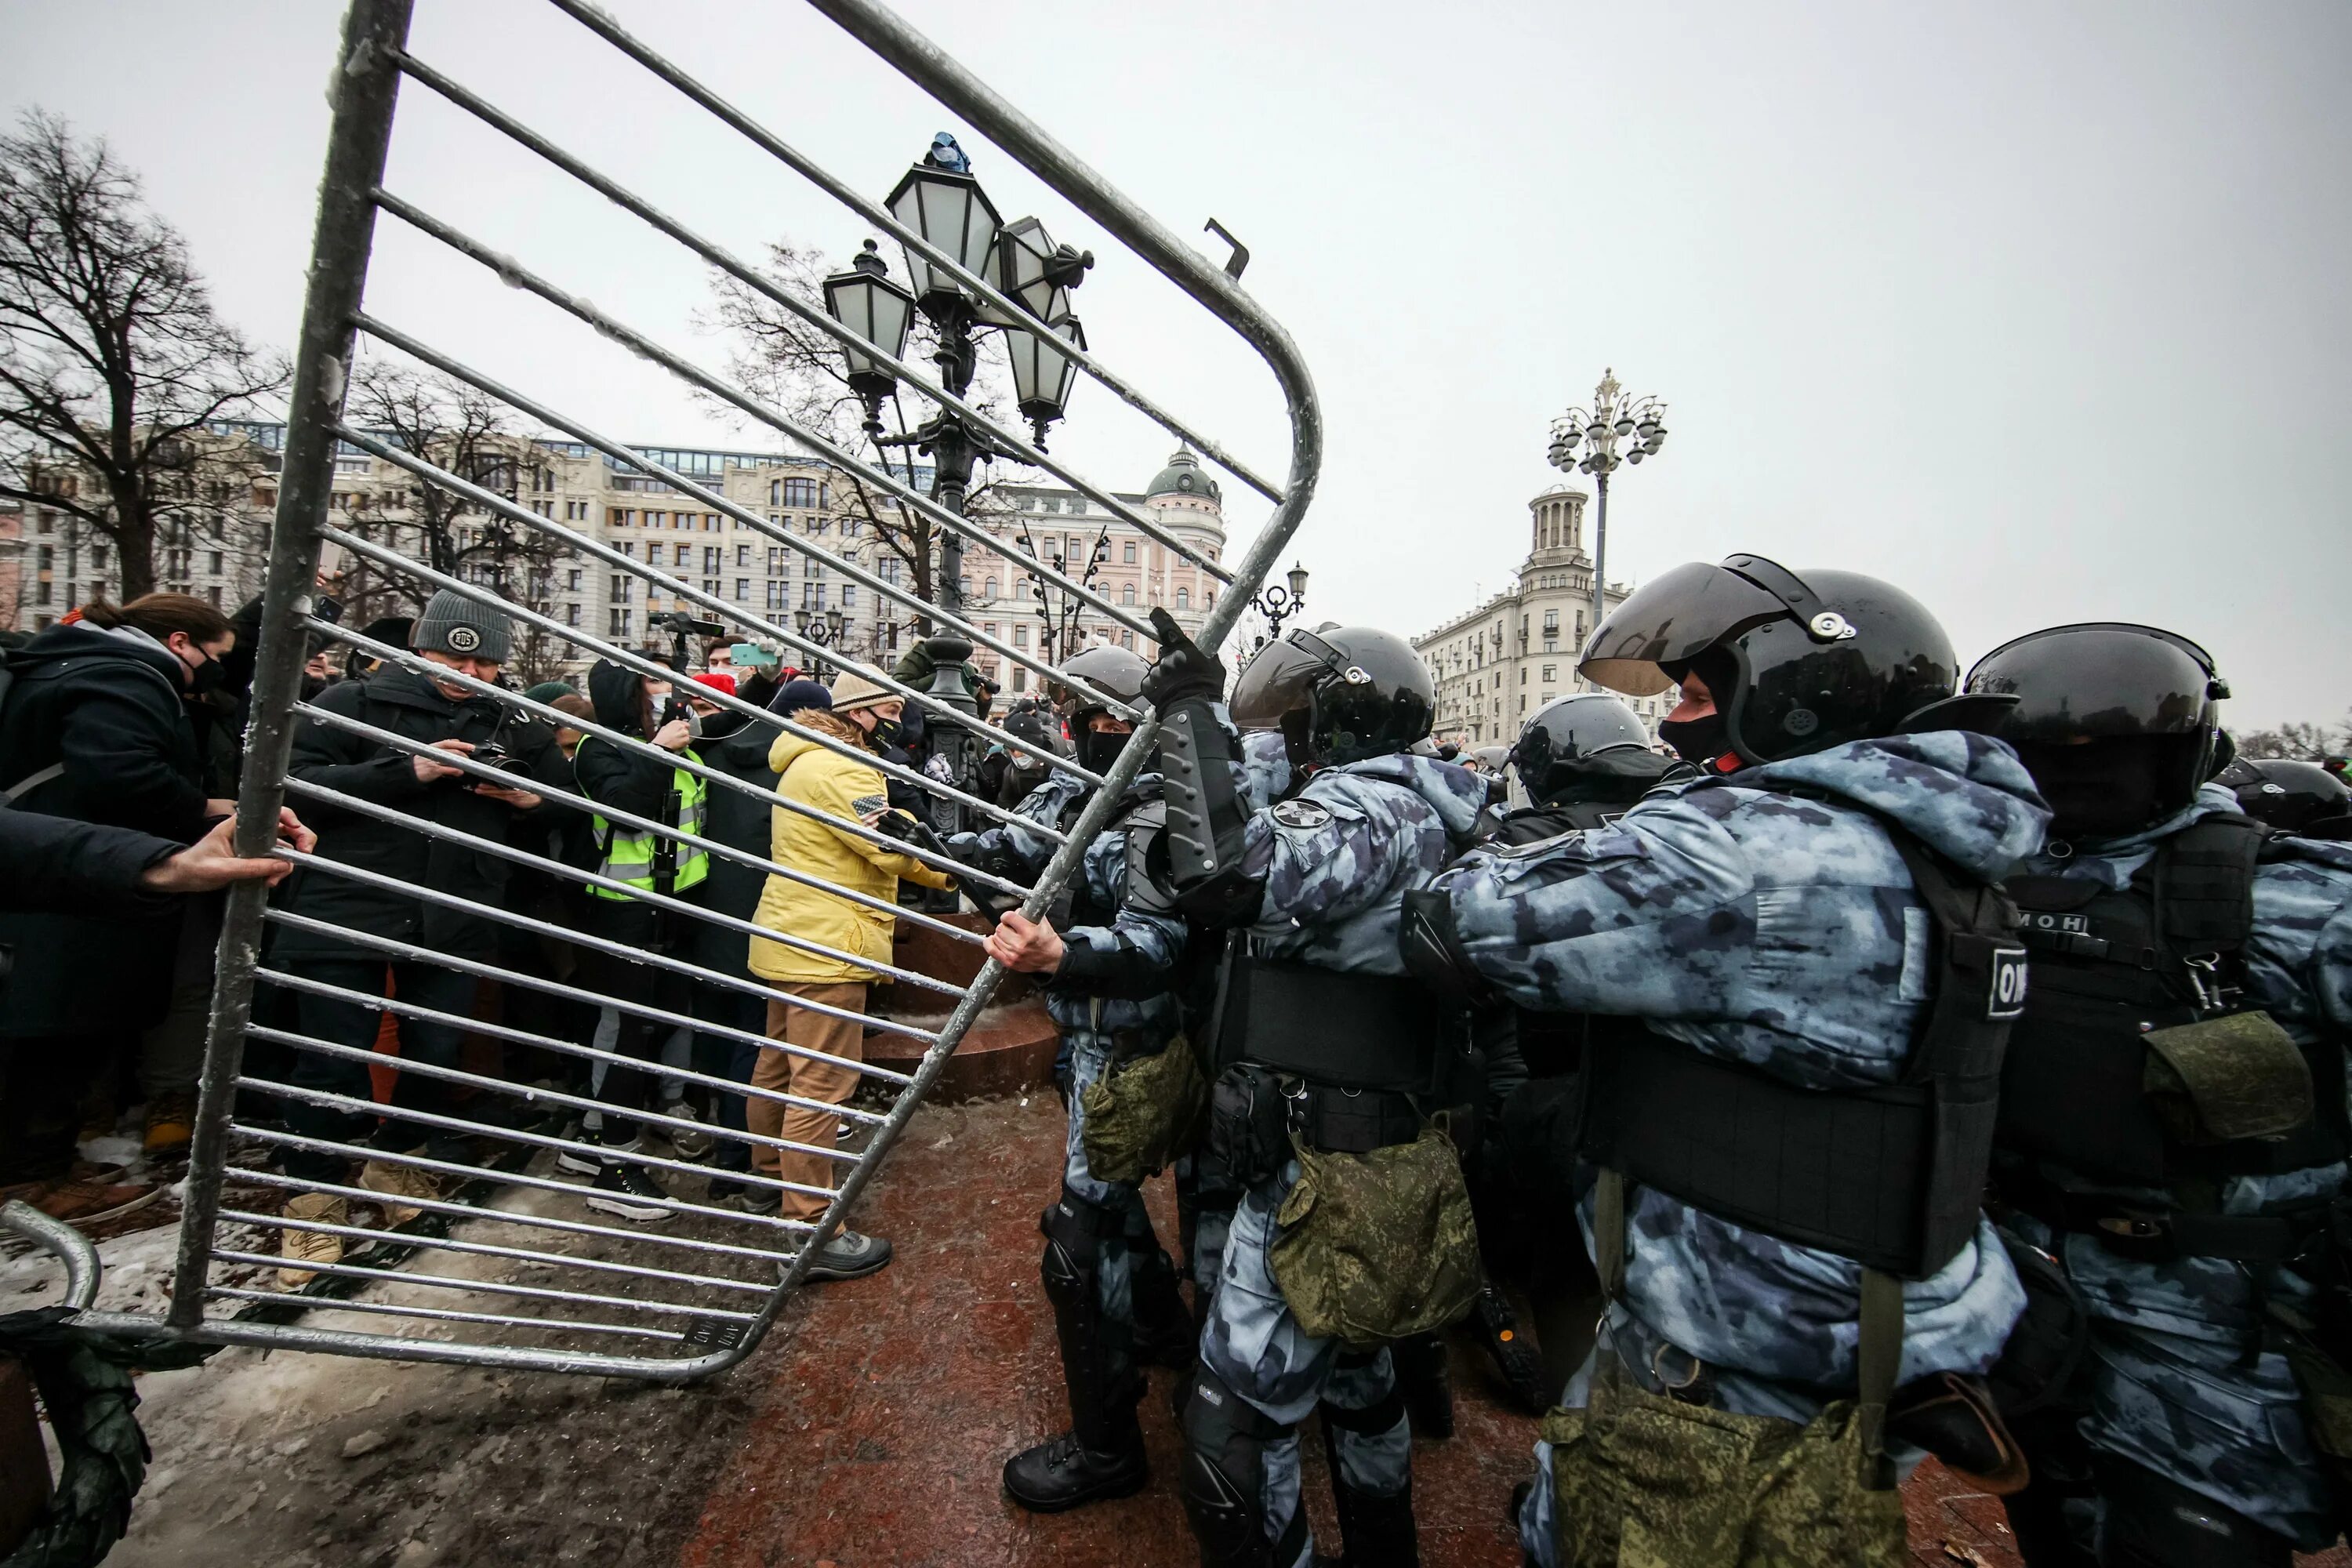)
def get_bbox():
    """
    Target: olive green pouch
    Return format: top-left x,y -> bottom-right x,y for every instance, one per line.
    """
2142,1011 -> 2313,1145
1078,1033 -> 1209,1185
1543,1359 -> 1908,1568
1269,1127 -> 1480,1349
